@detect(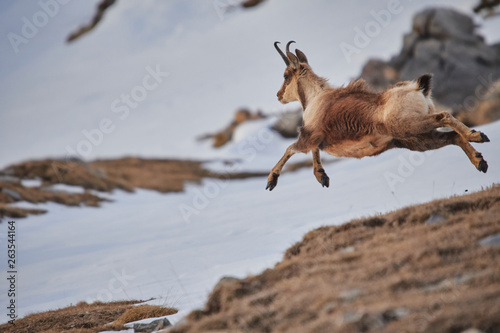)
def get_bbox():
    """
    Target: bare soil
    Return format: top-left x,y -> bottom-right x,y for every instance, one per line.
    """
171,185 -> 500,333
